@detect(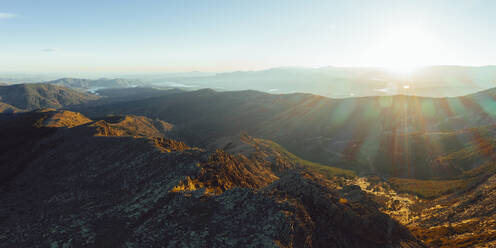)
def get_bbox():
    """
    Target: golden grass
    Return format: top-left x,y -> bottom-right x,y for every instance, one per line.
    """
388,177 -> 467,199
